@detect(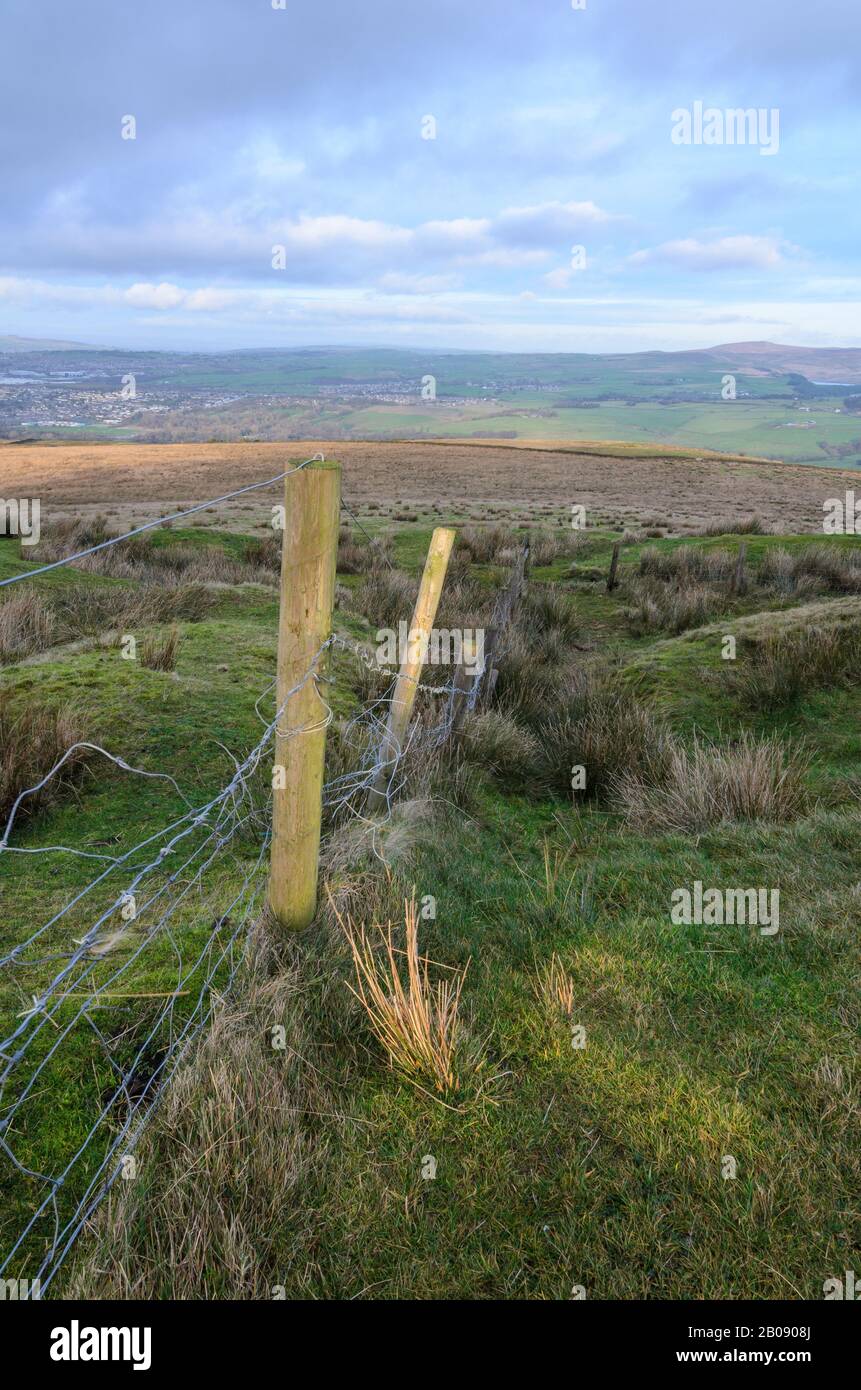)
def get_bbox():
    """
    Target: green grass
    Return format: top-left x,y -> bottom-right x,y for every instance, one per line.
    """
1,524 -> 859,1299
